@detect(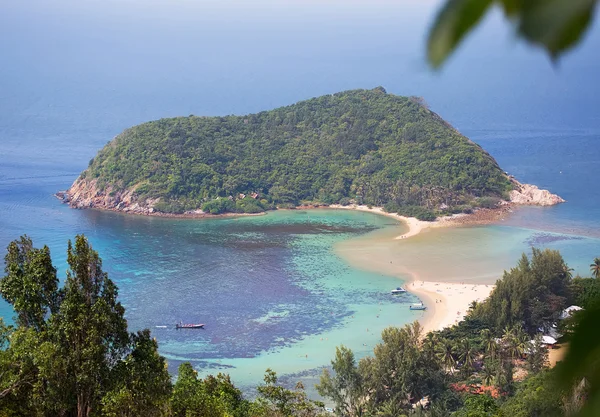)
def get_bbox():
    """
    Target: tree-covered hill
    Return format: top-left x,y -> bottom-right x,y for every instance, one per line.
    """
69,87 -> 513,215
